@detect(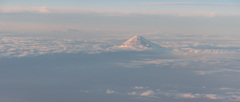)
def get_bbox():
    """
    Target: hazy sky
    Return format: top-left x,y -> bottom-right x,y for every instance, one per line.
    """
1,1 -> 240,102
0,0 -> 240,36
